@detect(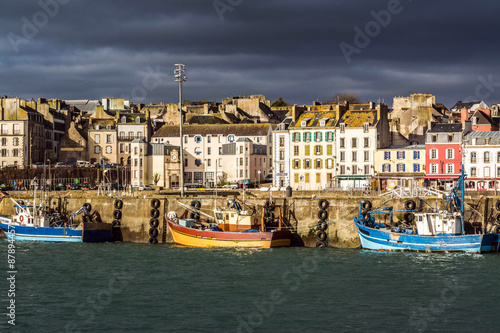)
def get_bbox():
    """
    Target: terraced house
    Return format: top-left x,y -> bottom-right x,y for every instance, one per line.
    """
151,123 -> 272,186
374,144 -> 426,191
463,131 -> 500,191
335,103 -> 390,189
289,104 -> 346,190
